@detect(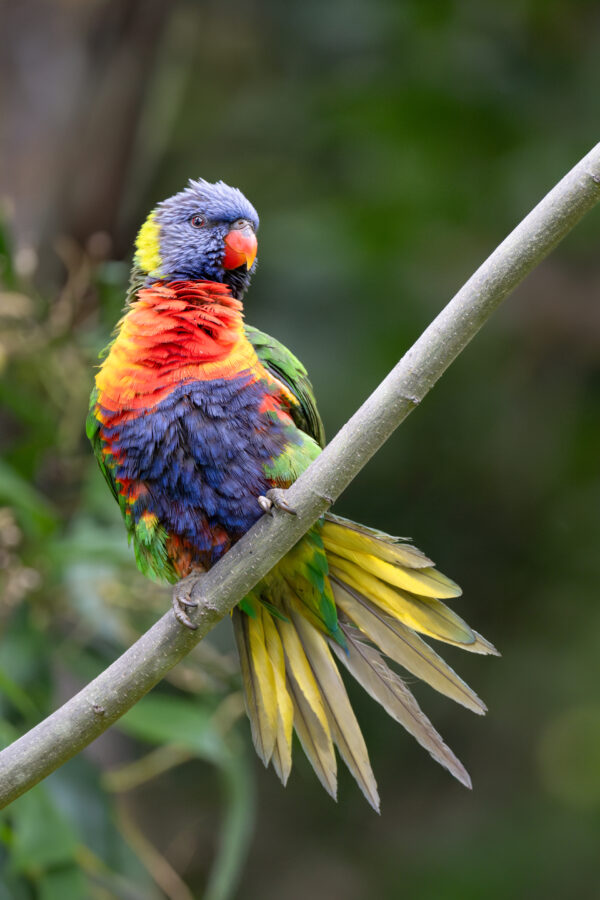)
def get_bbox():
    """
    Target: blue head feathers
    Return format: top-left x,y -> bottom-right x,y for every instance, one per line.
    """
135,178 -> 260,297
